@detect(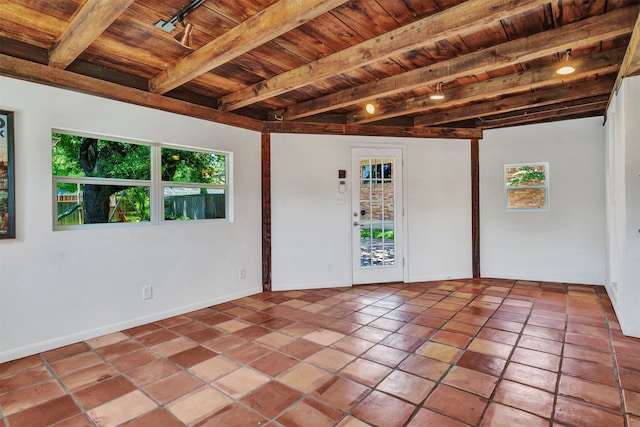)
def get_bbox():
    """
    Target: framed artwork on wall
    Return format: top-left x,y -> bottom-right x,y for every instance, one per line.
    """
0,110 -> 15,239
